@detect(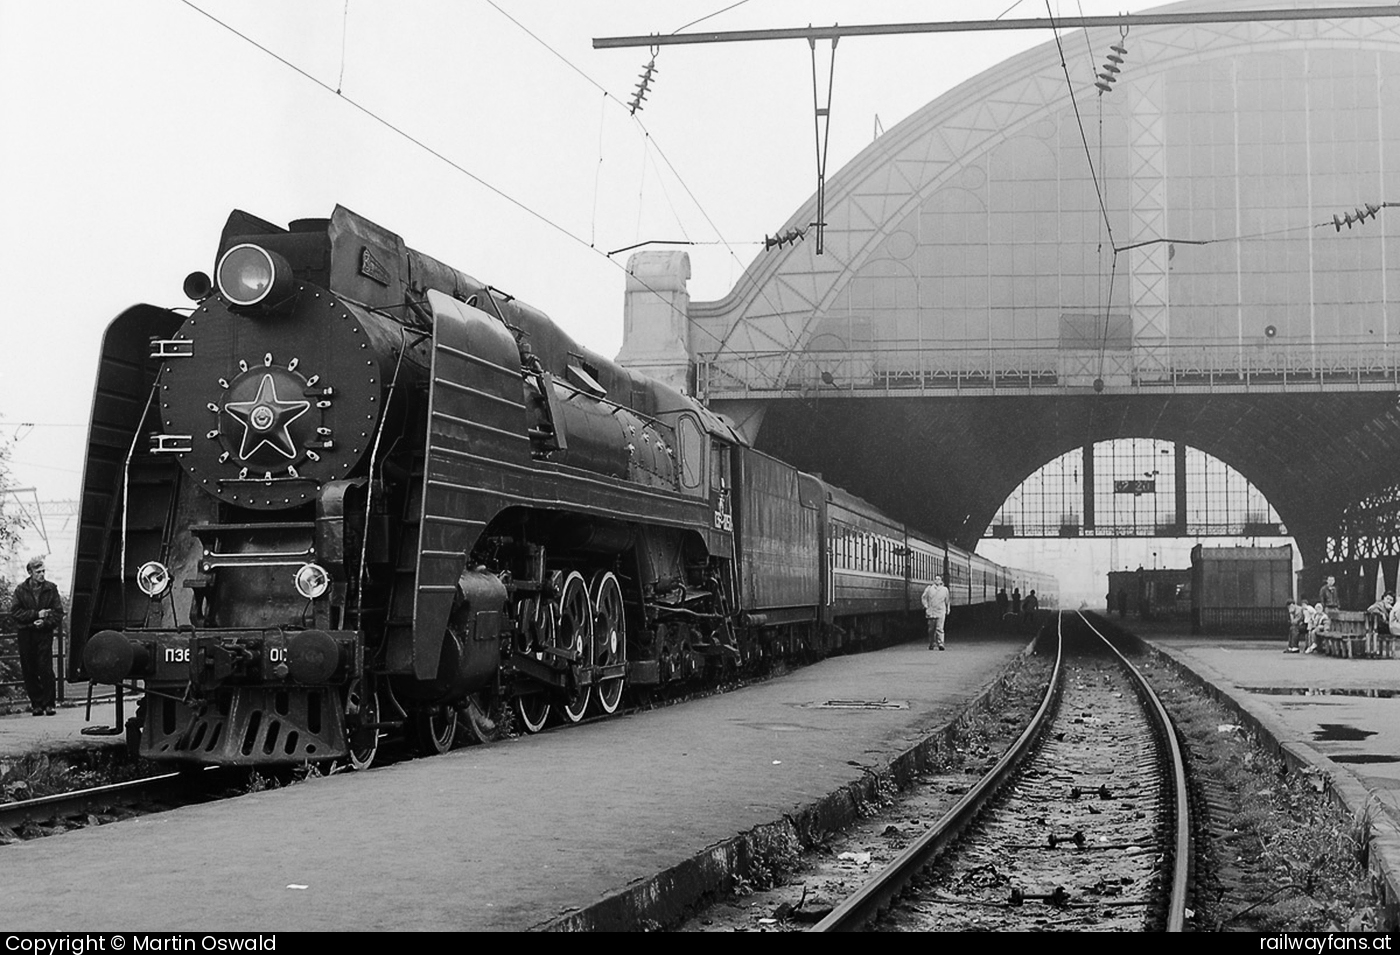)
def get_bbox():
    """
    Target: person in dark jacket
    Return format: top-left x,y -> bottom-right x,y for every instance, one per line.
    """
10,556 -> 64,716
1319,575 -> 1340,611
